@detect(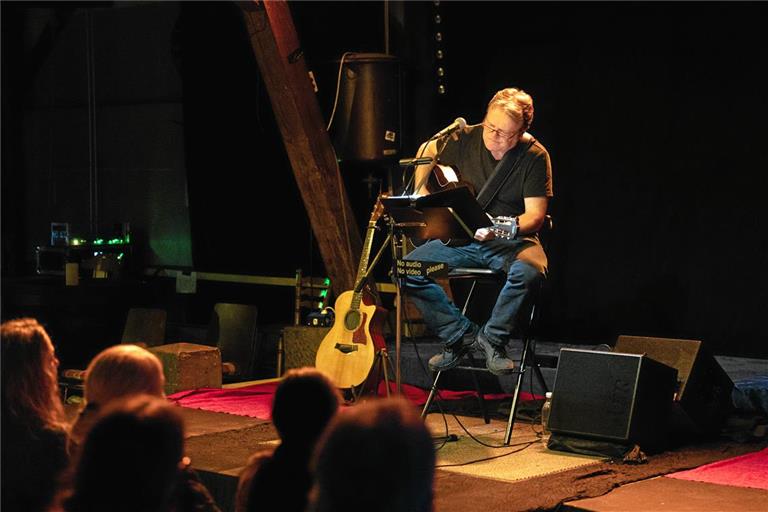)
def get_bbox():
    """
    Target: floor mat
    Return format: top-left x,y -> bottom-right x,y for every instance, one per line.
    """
666,446 -> 768,490
426,414 -> 603,483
